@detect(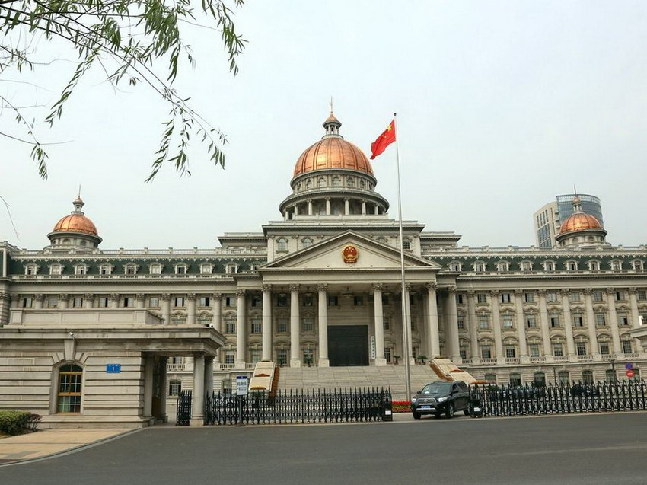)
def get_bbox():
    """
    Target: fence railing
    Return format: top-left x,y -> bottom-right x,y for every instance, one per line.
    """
470,380 -> 647,417
177,388 -> 392,426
